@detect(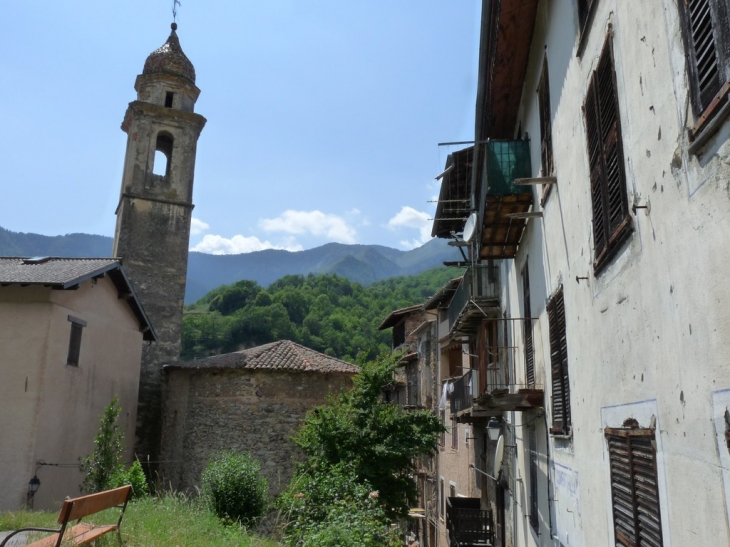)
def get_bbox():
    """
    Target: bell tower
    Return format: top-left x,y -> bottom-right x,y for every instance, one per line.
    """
113,23 -> 206,464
